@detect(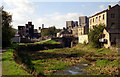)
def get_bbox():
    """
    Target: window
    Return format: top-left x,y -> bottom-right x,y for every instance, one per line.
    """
93,18 -> 94,23
96,17 -> 98,23
111,14 -> 115,18
111,23 -> 115,26
26,30 -> 29,33
99,16 -> 101,21
93,26 -> 95,29
96,17 -> 98,22
90,19 -> 92,25
103,14 -> 105,20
